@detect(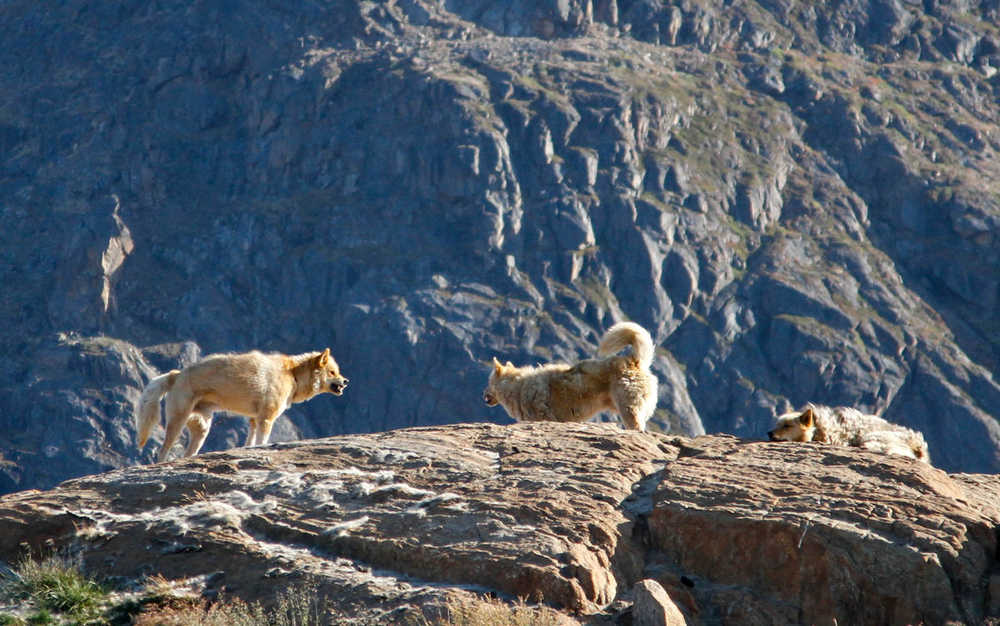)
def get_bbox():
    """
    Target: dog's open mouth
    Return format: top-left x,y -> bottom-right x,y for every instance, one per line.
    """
331,381 -> 348,395
483,392 -> 497,406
